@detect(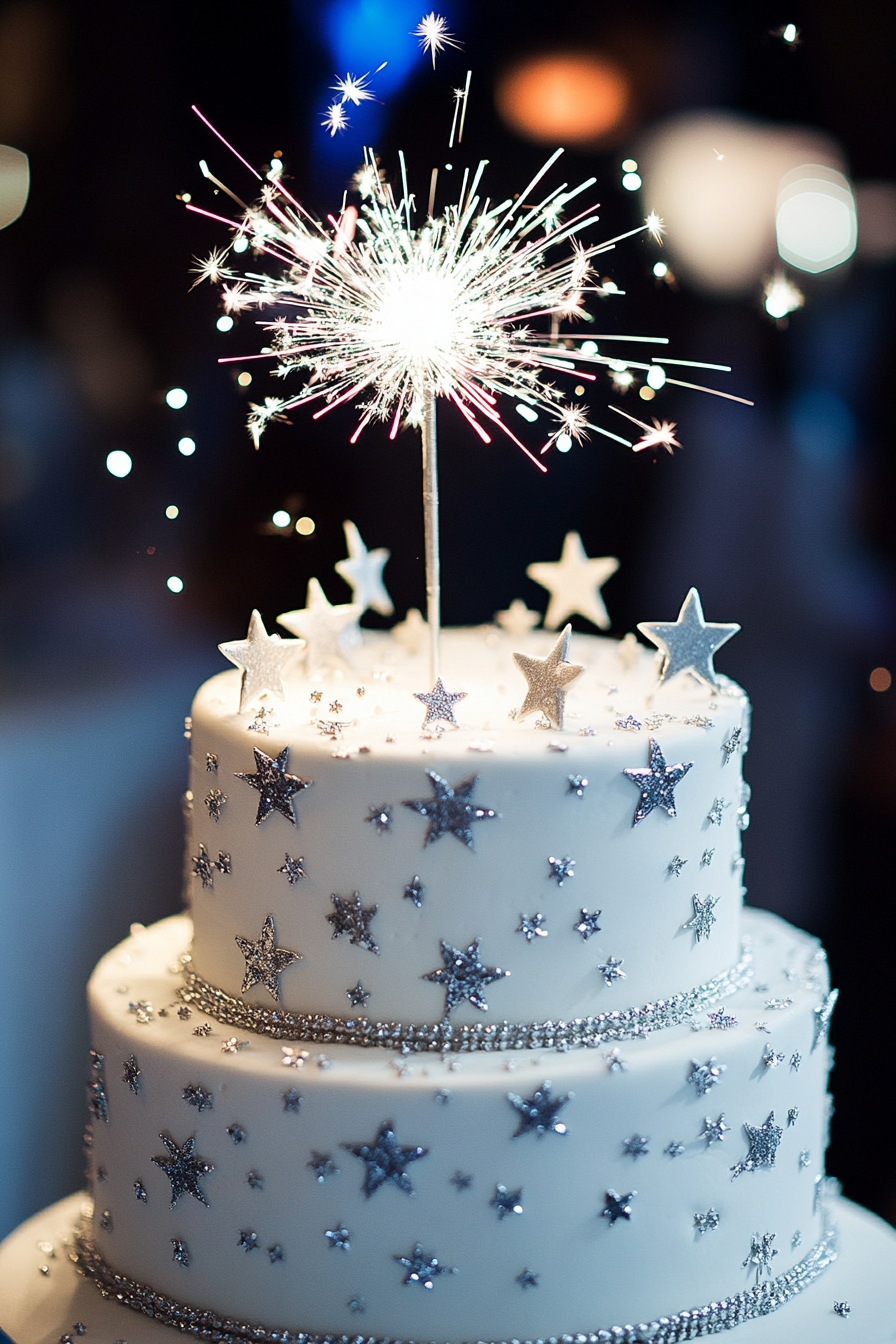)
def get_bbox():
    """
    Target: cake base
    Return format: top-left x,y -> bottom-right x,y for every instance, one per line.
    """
2,1192 -> 895,1344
